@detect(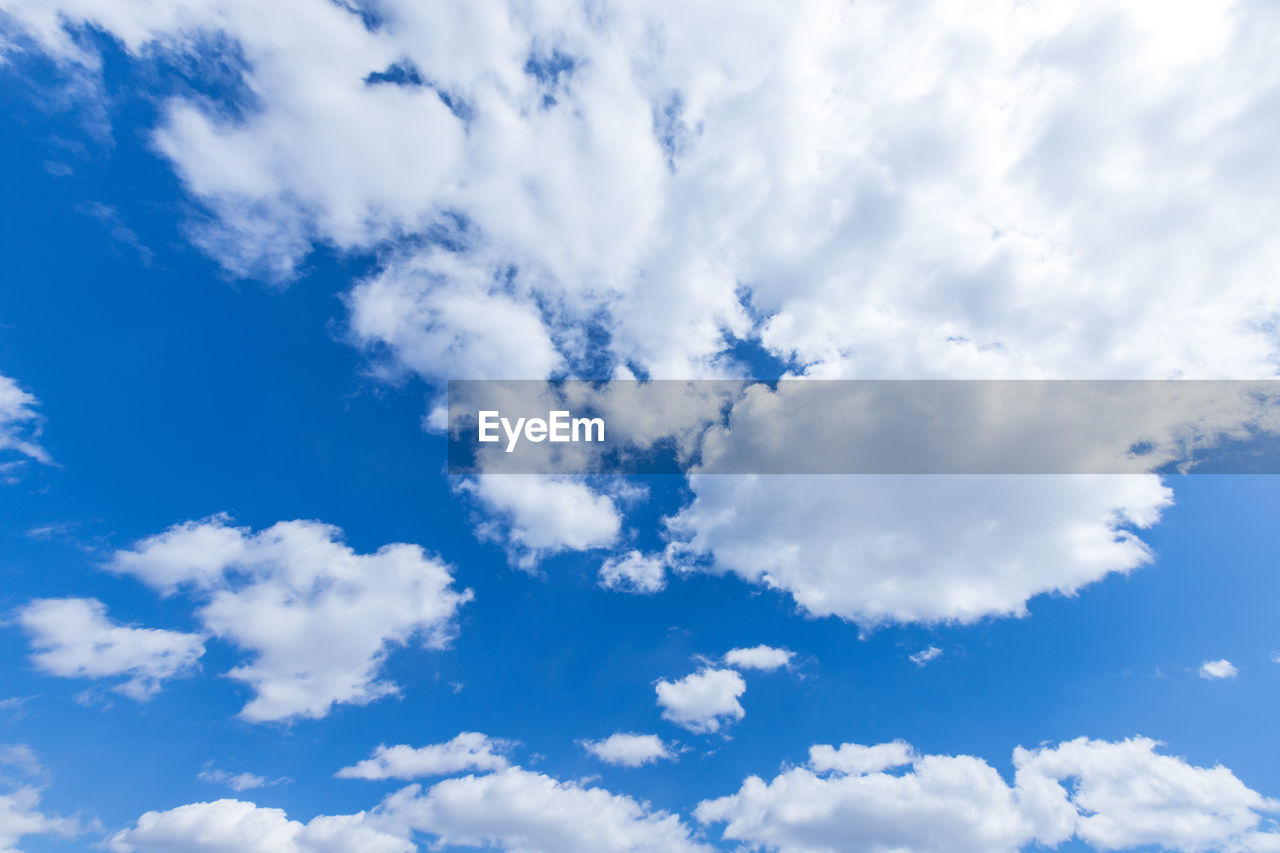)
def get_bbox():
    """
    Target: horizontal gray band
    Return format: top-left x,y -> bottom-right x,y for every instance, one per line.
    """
447,380 -> 1280,474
